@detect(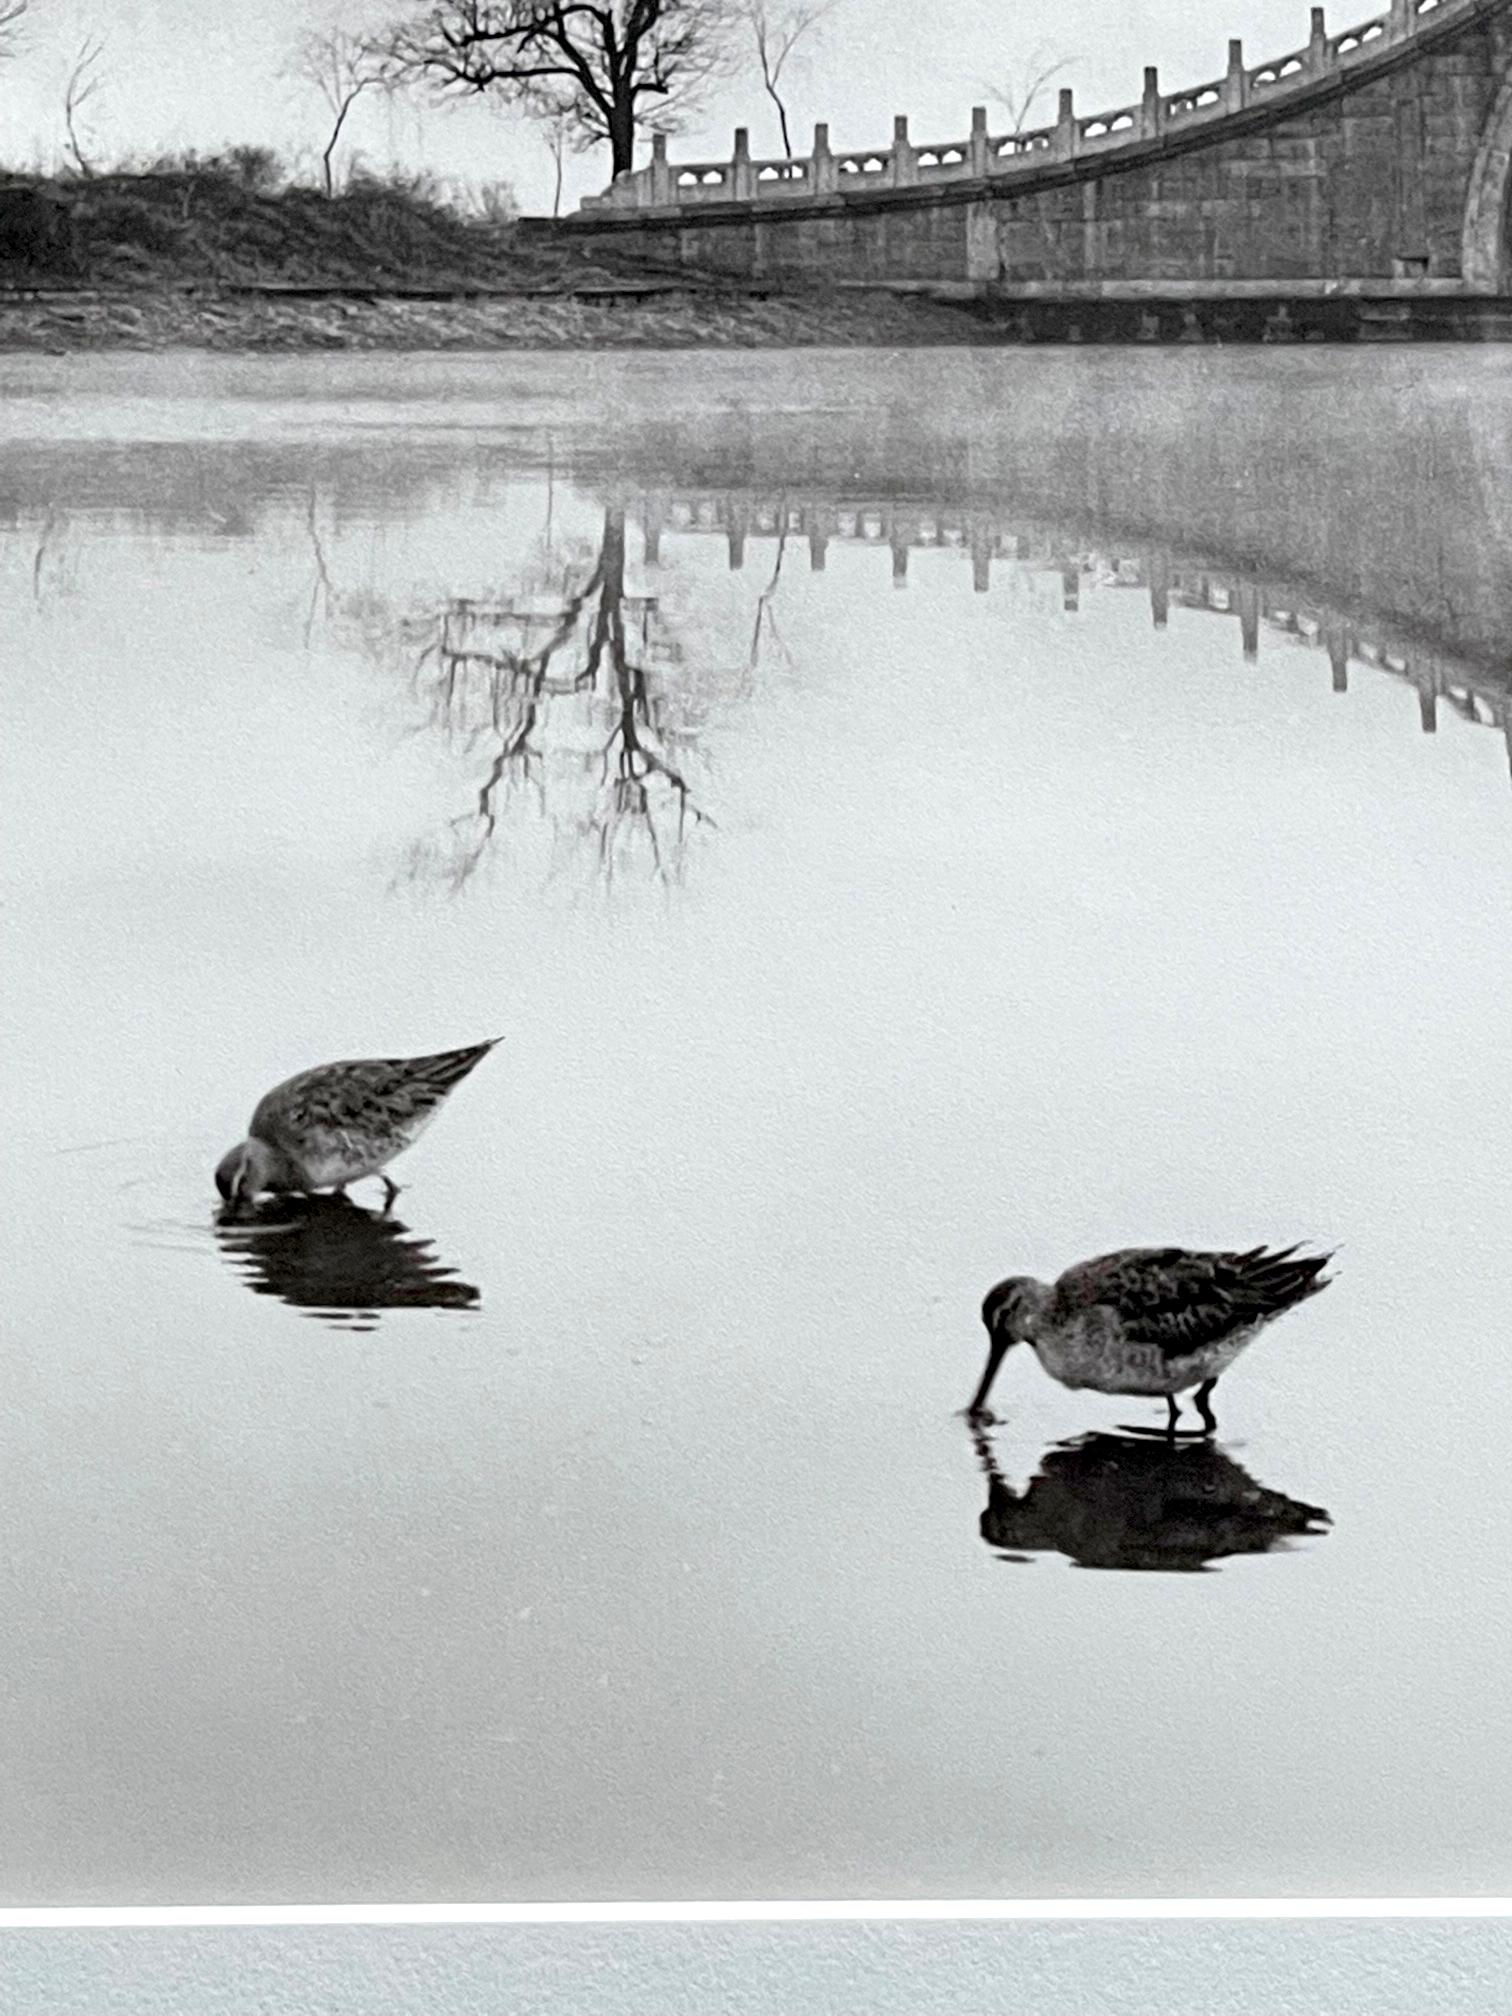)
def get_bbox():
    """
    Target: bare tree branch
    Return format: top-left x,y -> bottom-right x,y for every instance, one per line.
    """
532,86 -> 589,216
304,487 -> 335,647
743,0 -> 832,158
547,113 -> 567,215
368,507 -> 713,892
291,28 -> 398,196
383,0 -> 739,176
0,0 -> 28,62
746,520 -> 794,686
63,37 -> 106,180
981,45 -> 1071,135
